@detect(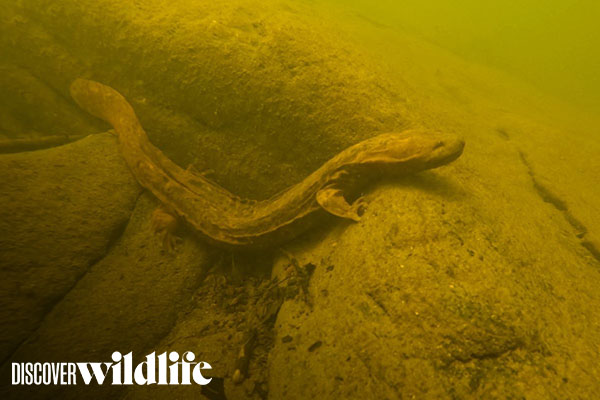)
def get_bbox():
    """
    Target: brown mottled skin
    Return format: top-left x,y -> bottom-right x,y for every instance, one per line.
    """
70,79 -> 464,248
